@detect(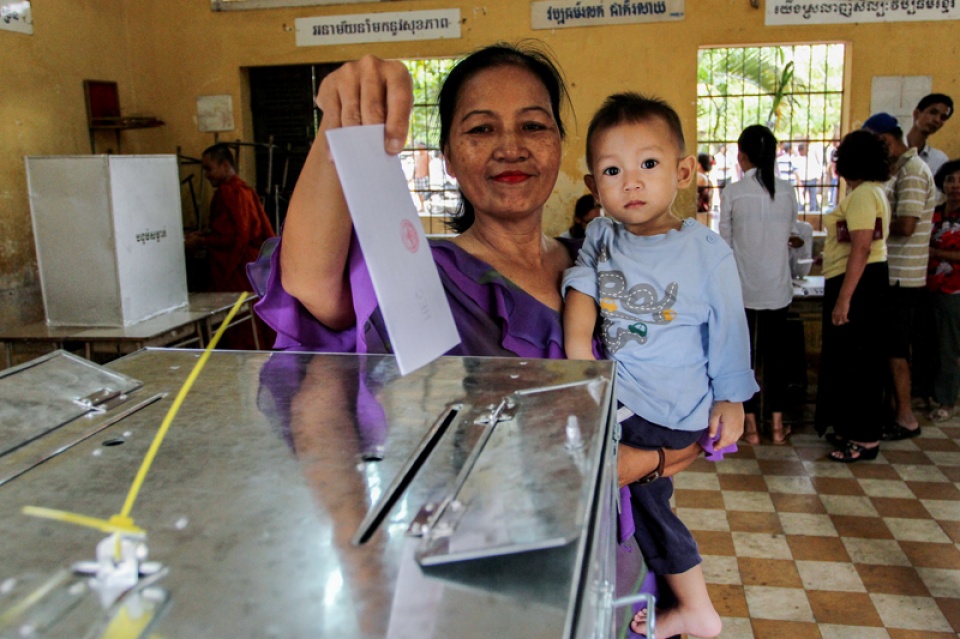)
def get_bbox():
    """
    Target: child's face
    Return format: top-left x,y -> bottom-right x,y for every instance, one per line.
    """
585,119 -> 695,236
